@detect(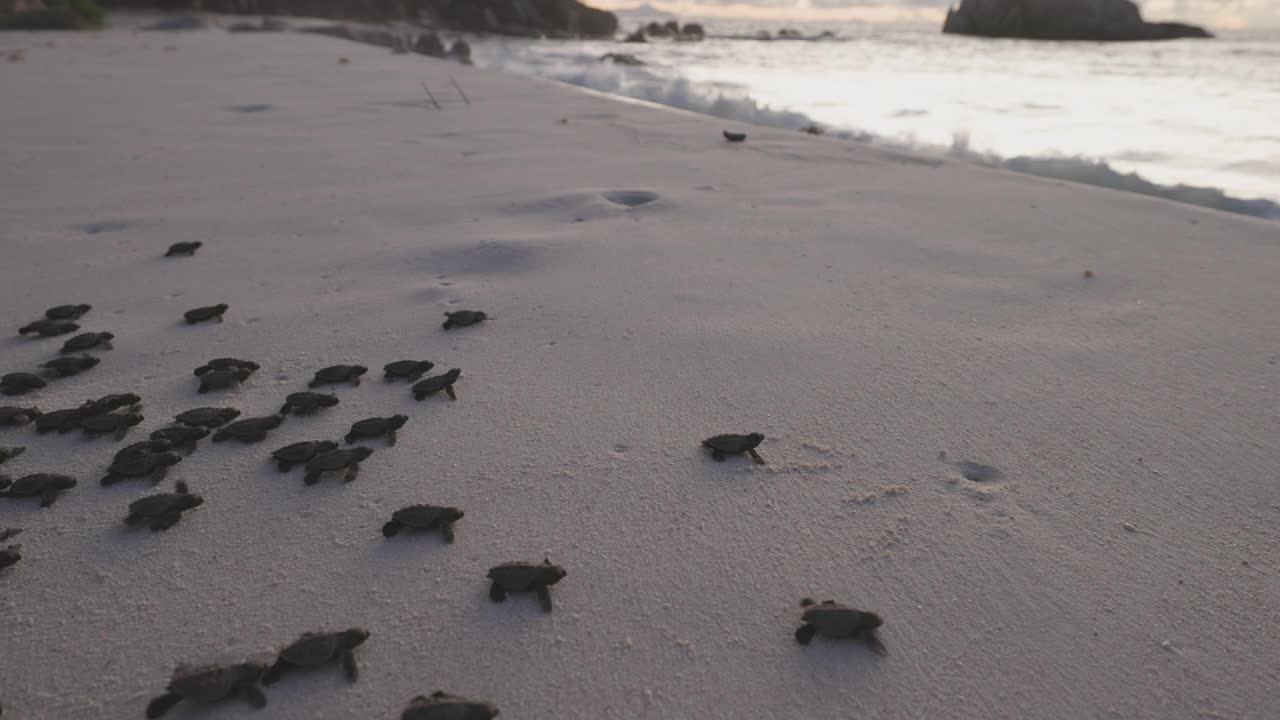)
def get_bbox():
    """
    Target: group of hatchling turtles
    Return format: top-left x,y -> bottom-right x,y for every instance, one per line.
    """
0,242 -> 885,717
